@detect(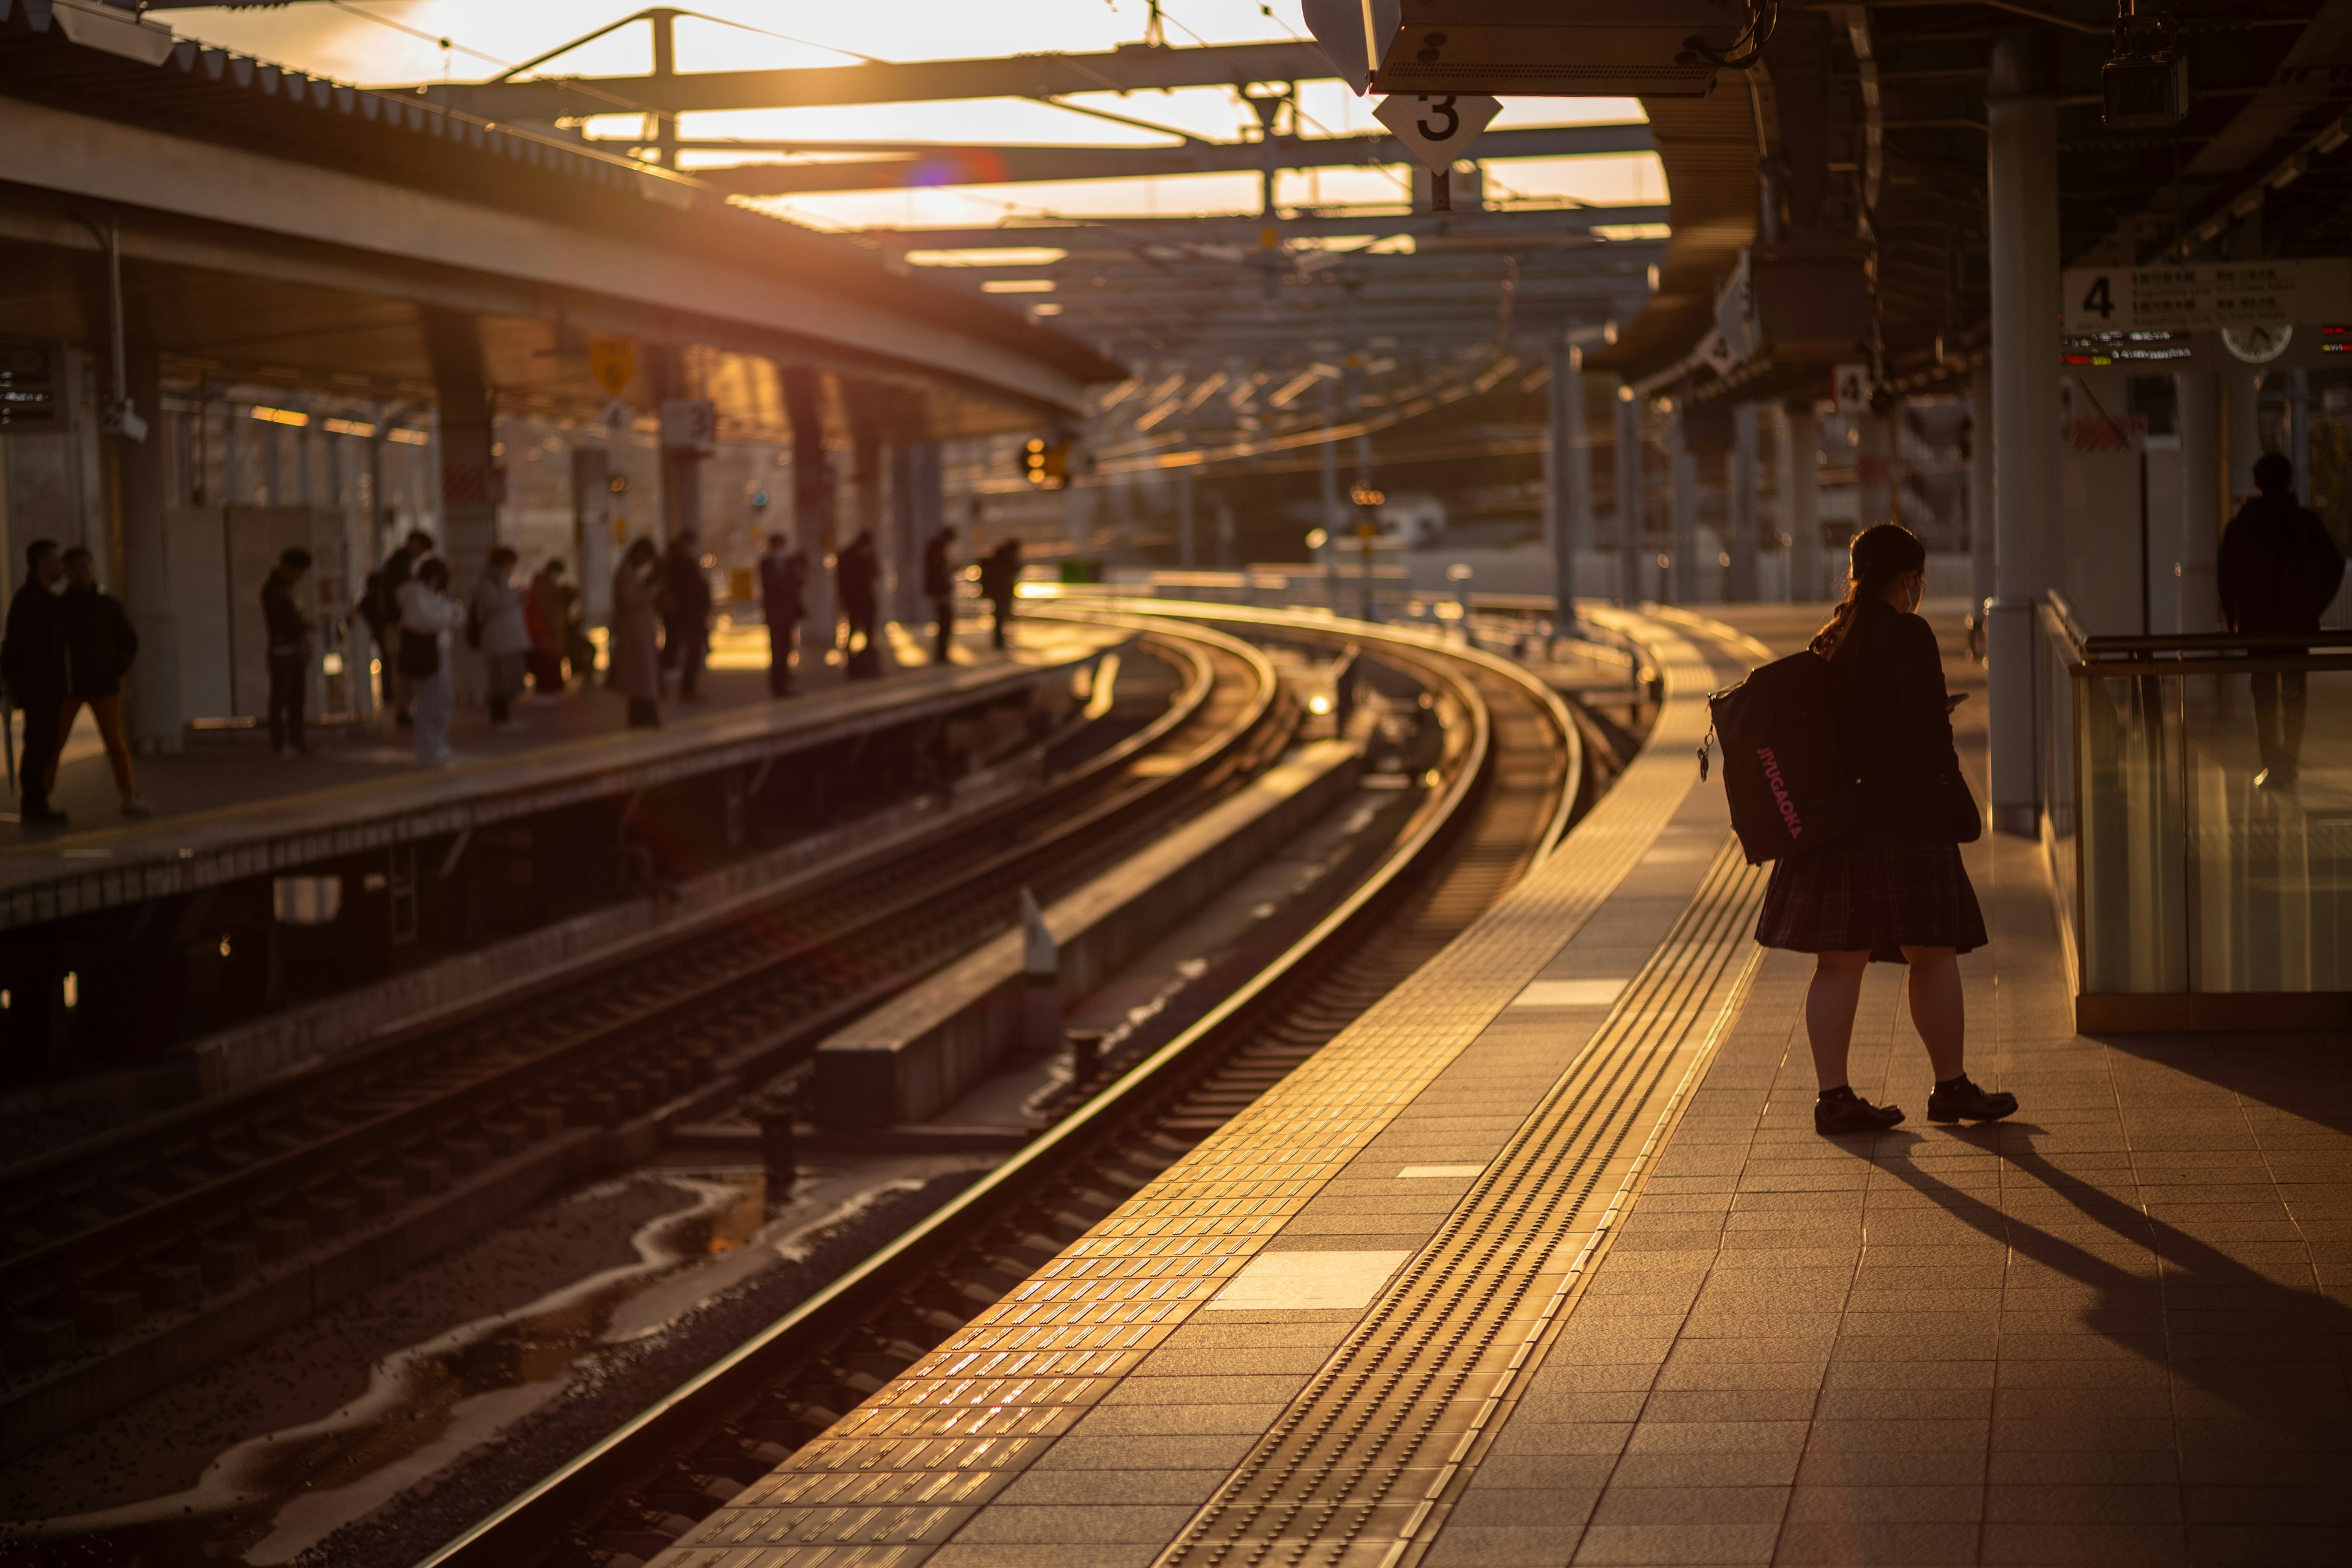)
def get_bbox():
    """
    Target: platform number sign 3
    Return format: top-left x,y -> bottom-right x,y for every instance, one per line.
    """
1833,363 -> 1873,417
1374,92 -> 1501,175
